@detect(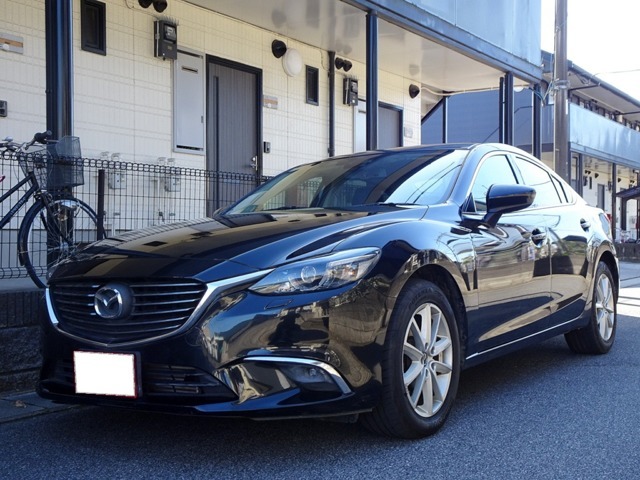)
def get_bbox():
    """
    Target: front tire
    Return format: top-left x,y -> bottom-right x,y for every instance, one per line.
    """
360,279 -> 461,438
565,261 -> 617,354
